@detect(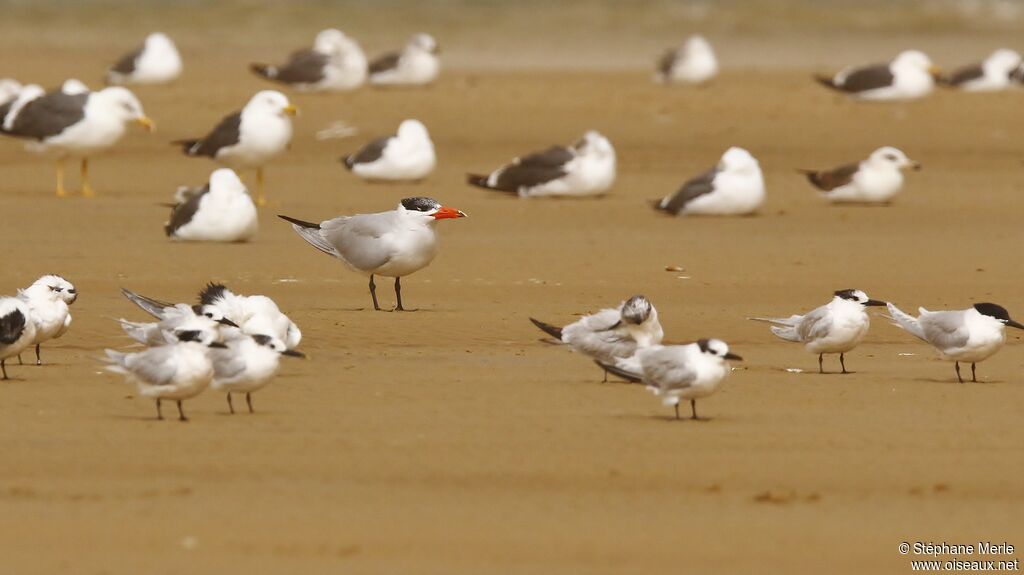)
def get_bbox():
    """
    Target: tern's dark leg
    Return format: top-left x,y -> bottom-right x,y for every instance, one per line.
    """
246,392 -> 254,413
394,277 -> 404,311
177,400 -> 188,422
18,354 -> 23,365
602,369 -> 608,383
156,398 -> 163,420
971,363 -> 977,383
227,393 -> 235,414
35,344 -> 41,366
691,400 -> 699,420
673,403 -> 680,420
1,359 -> 7,380
368,275 -> 380,311
840,353 -> 848,374
818,354 -> 824,374
955,362 -> 963,383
